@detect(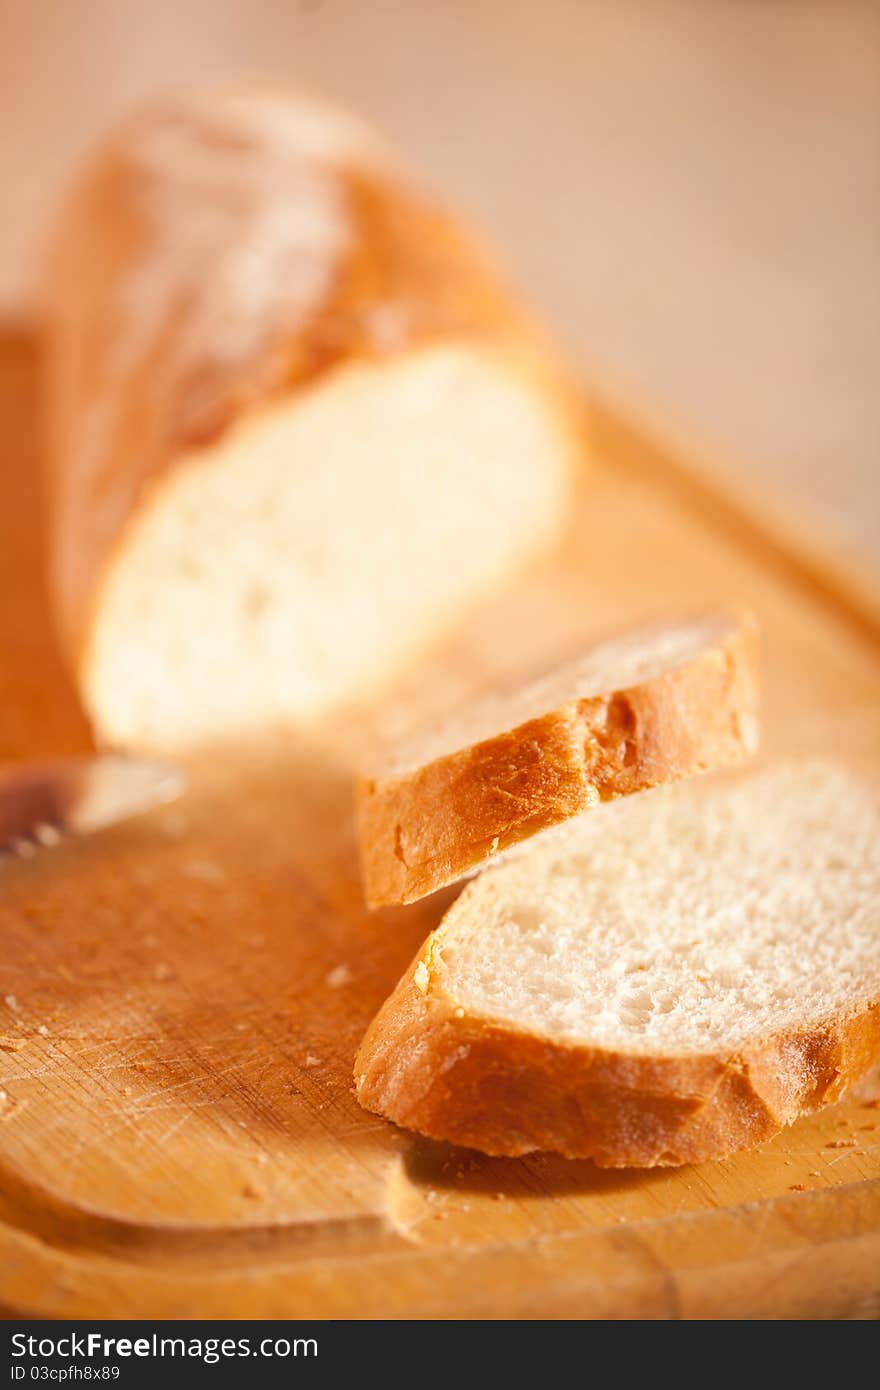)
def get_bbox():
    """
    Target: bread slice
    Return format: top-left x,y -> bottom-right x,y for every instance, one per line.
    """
357,609 -> 759,907
356,760 -> 880,1166
43,92 -> 580,750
